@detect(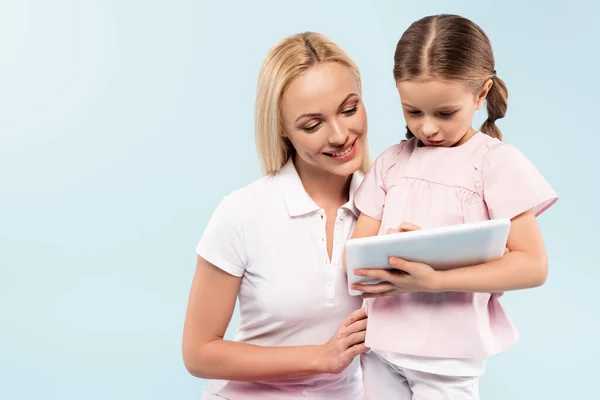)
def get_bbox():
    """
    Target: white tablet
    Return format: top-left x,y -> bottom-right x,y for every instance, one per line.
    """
346,218 -> 511,296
